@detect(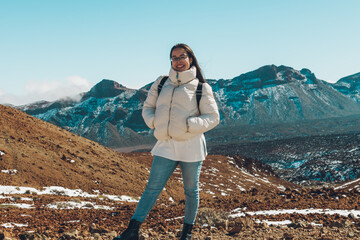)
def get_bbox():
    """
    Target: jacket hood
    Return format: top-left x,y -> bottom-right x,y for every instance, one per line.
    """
169,66 -> 197,85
